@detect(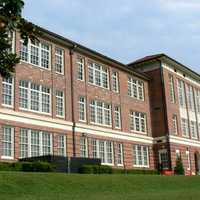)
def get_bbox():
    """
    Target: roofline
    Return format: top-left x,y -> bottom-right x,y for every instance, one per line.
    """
34,25 -> 149,81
